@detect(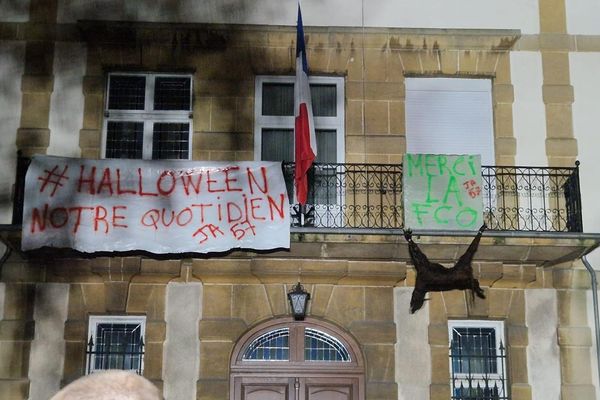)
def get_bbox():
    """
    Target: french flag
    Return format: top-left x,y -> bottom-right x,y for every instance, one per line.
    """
294,3 -> 316,205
